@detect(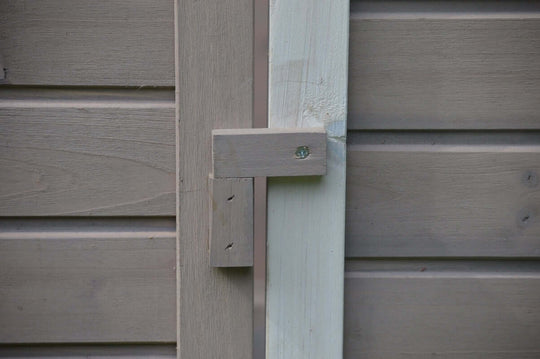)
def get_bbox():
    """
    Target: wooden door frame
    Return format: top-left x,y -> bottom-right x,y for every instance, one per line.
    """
175,1 -> 254,358
175,0 -> 349,357
265,0 -> 349,358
